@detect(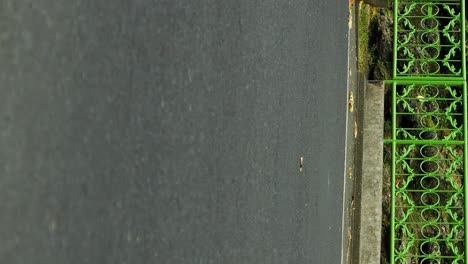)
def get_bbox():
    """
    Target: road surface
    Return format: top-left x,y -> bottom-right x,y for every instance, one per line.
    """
0,1 -> 349,263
